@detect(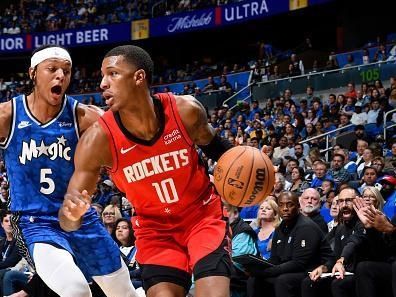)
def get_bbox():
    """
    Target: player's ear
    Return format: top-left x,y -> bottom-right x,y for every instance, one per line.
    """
134,69 -> 146,85
29,68 -> 36,80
